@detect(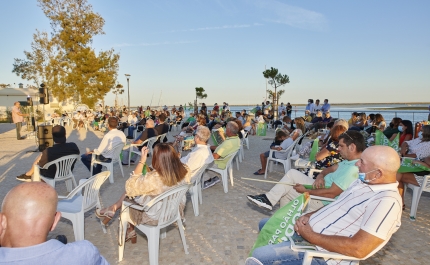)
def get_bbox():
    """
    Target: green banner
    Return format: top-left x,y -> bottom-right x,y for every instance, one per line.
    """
398,158 -> 430,173
249,193 -> 309,256
256,122 -> 267,136
374,130 -> 399,151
